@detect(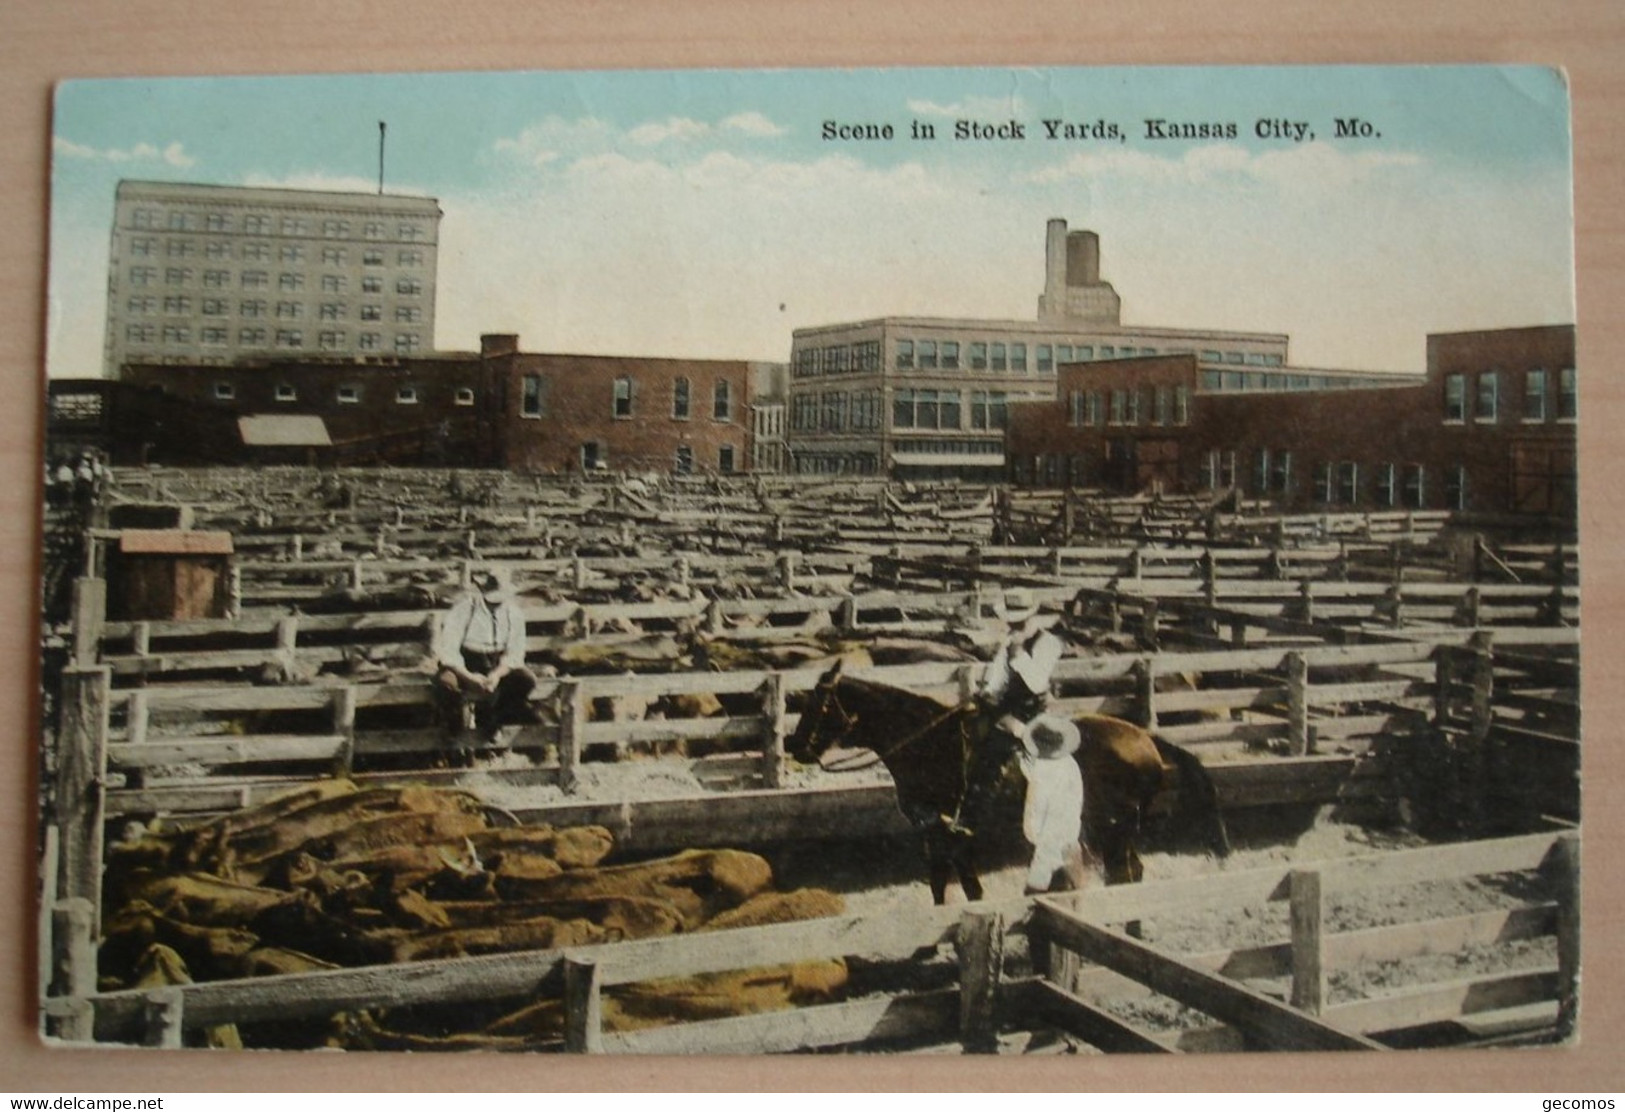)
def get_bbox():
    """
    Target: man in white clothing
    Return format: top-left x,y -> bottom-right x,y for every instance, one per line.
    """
1019,715 -> 1088,894
433,567 -> 538,760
